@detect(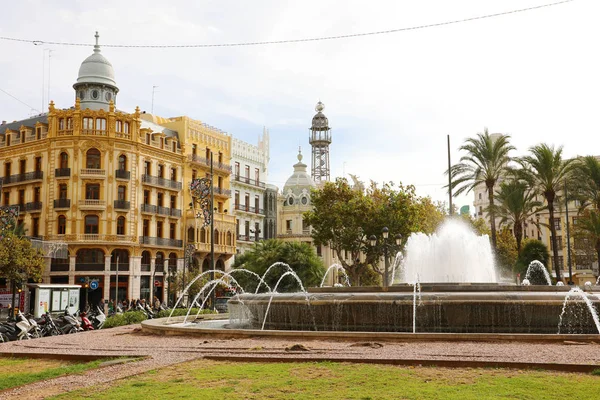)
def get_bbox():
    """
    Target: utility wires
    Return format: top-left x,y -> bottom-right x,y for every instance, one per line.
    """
0,0 -> 575,49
